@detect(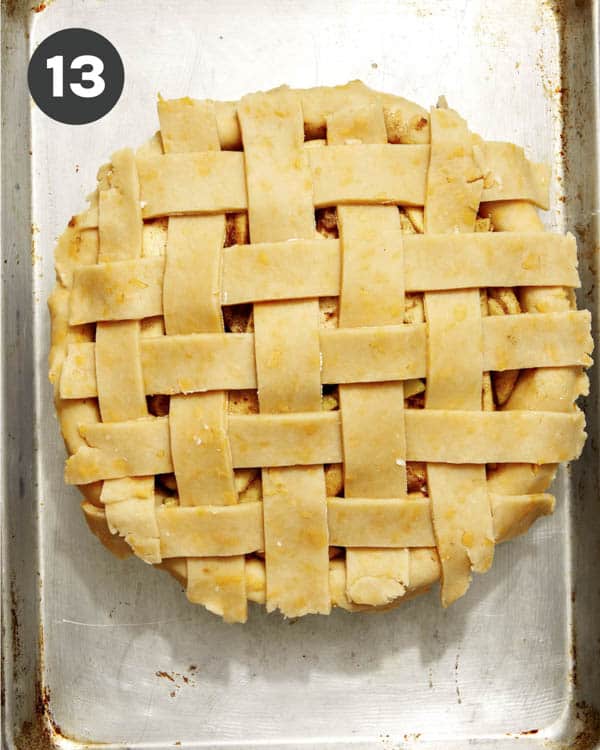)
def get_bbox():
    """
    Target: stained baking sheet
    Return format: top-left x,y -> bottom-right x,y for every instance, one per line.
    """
2,0 -> 599,748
